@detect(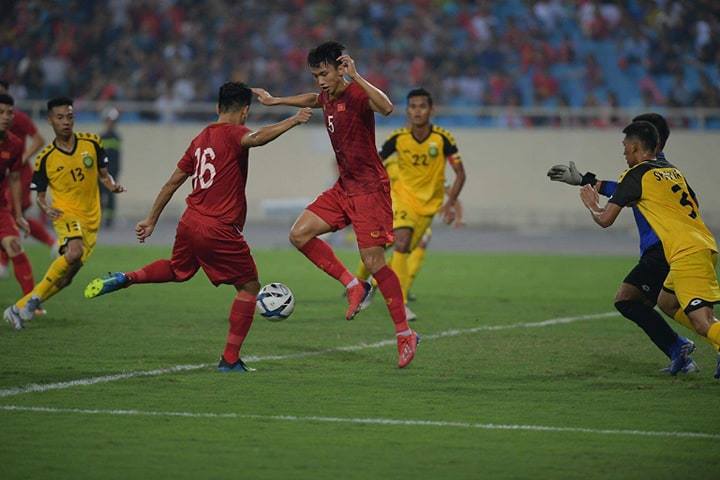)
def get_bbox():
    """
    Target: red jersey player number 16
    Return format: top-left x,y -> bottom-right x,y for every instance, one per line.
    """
84,82 -> 311,373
